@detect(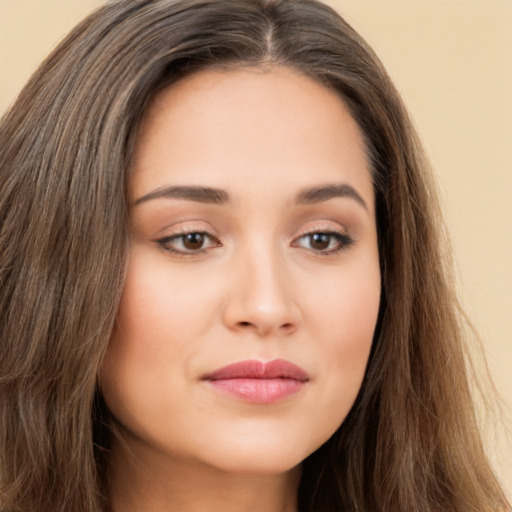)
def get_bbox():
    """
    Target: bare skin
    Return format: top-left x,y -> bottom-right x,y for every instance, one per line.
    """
109,444 -> 301,512
102,65 -> 380,512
